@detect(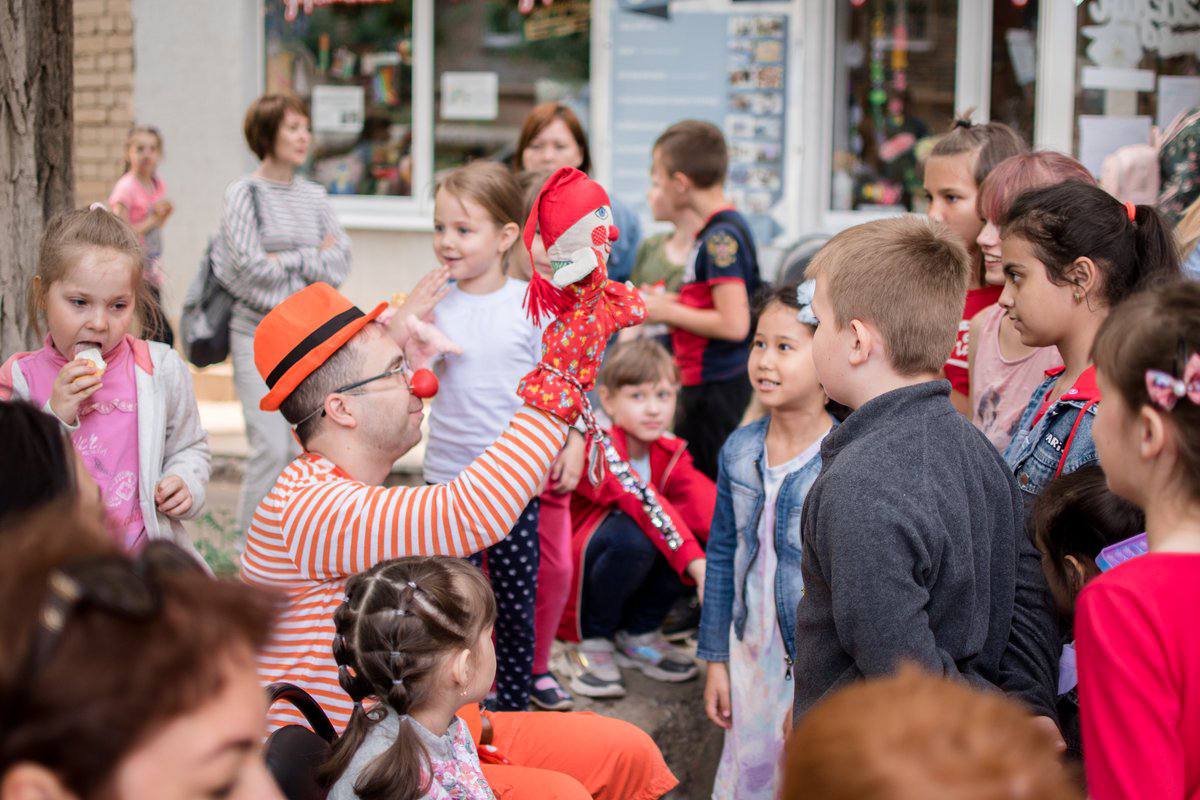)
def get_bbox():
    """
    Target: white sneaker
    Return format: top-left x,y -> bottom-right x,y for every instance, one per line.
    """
568,638 -> 626,698
614,630 -> 699,683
